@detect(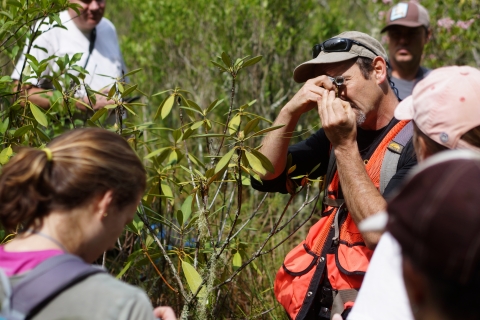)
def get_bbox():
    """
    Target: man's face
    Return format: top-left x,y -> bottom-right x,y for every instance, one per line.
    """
387,26 -> 428,67
68,0 -> 105,32
316,59 -> 380,129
